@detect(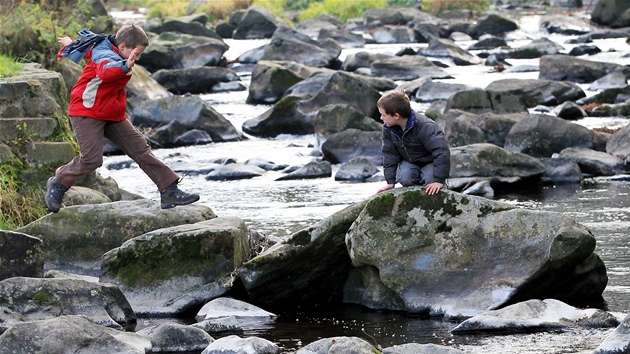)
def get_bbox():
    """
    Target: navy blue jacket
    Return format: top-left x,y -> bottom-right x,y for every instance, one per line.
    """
382,111 -> 451,184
